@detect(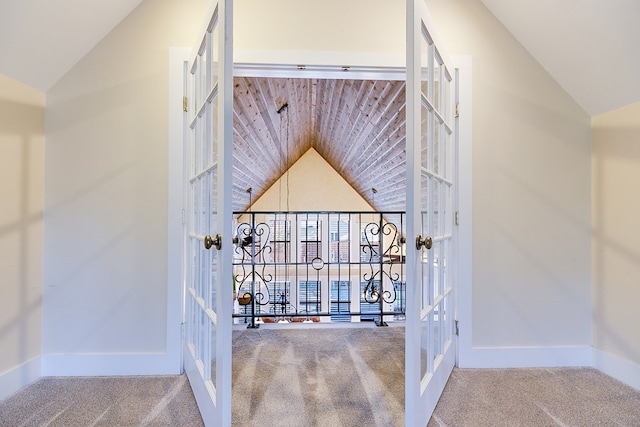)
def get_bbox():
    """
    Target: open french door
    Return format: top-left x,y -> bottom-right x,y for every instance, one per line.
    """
183,1 -> 233,426
406,0 -> 457,425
